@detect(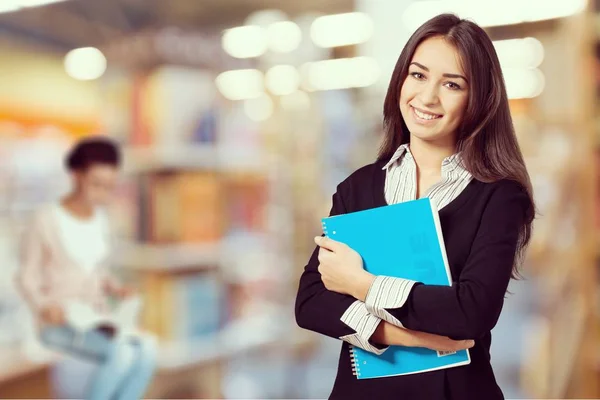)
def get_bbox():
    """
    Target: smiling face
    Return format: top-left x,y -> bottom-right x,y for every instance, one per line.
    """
399,36 -> 469,148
